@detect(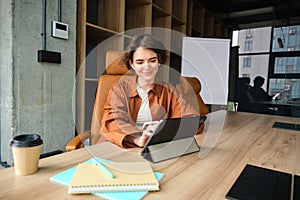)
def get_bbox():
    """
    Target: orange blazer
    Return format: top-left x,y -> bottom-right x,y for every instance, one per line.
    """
100,75 -> 199,147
